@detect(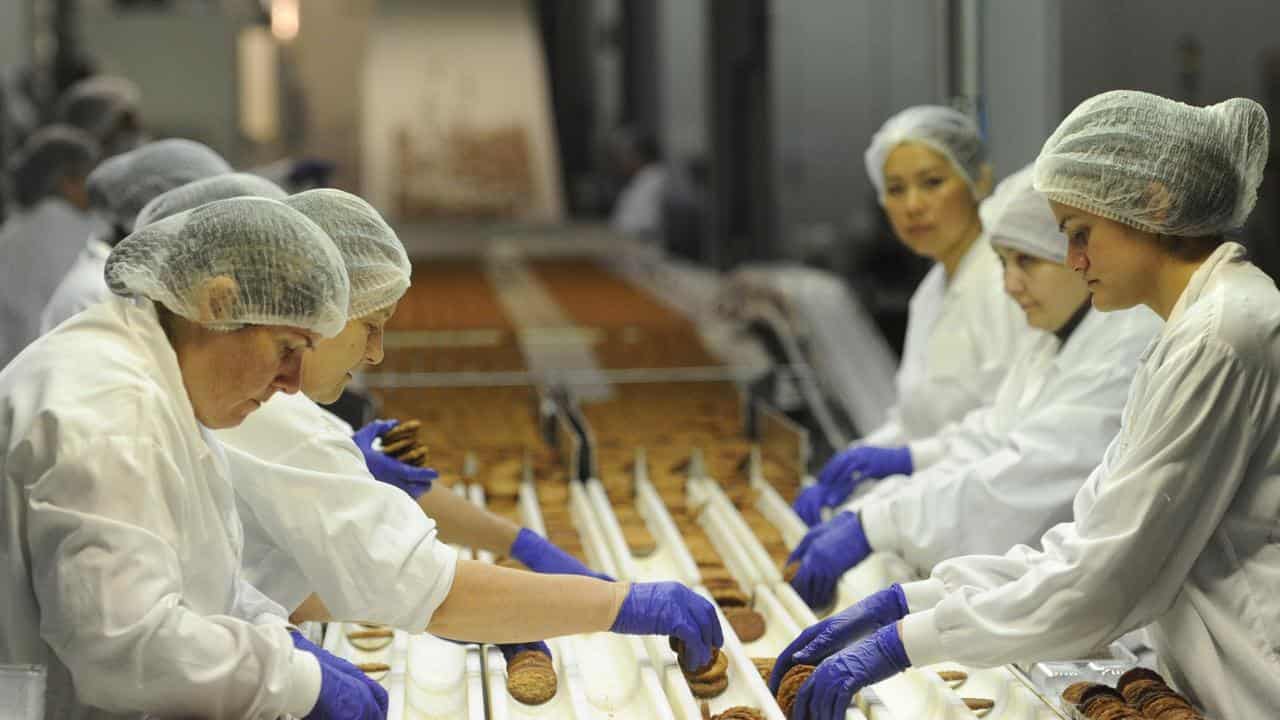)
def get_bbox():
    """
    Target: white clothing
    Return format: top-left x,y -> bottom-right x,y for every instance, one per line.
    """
0,296 -> 320,719
862,235 -> 1032,445
611,165 -> 667,236
901,243 -> 1280,719
216,391 -> 458,629
0,198 -> 104,368
39,235 -> 111,333
859,306 -> 1161,573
